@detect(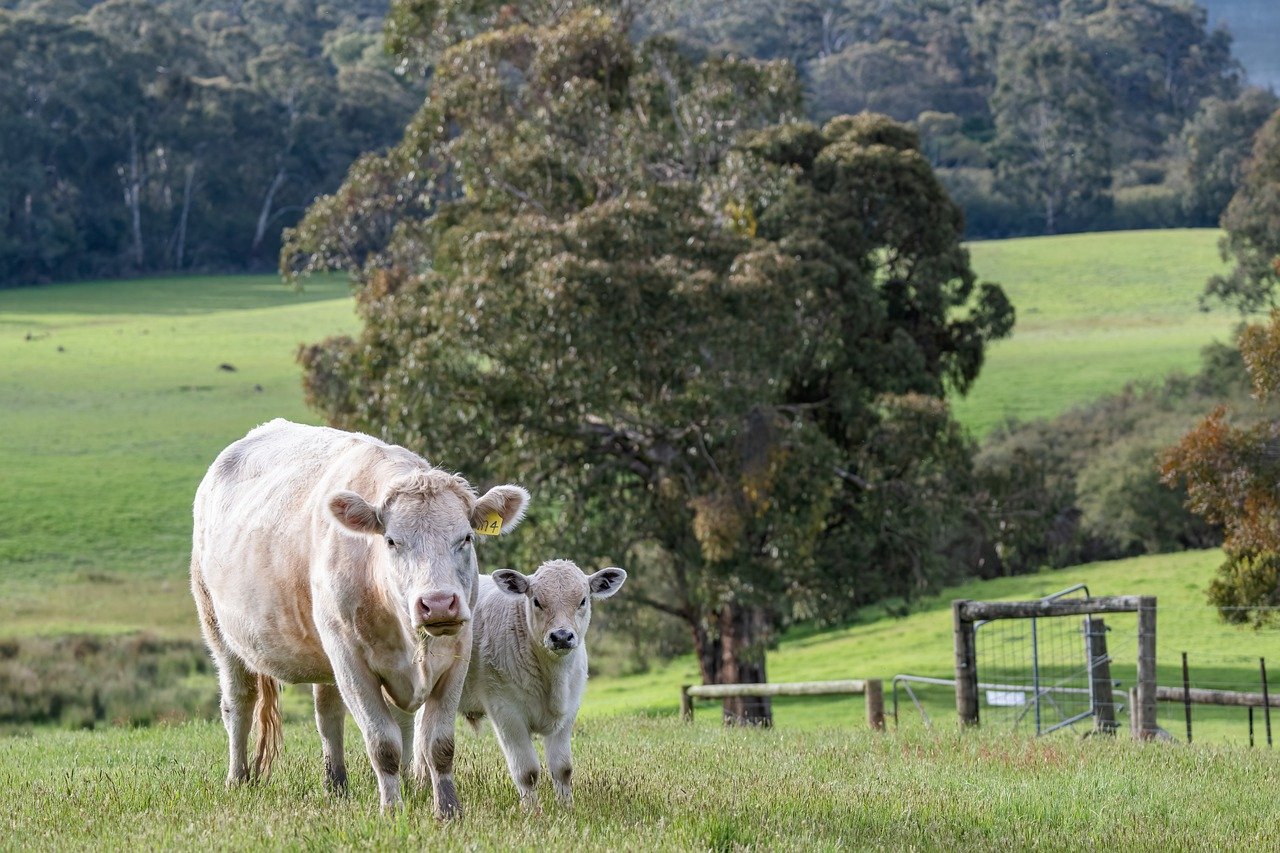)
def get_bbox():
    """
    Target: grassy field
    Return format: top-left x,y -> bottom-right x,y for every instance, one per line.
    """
3,236 -> 1280,848
957,229 -> 1242,434
0,273 -> 357,636
3,716 -> 1277,850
